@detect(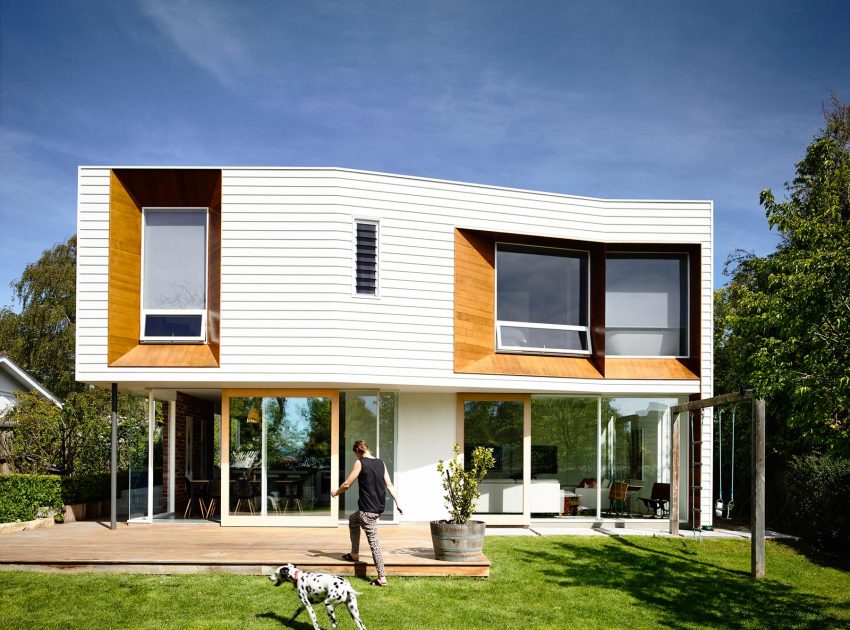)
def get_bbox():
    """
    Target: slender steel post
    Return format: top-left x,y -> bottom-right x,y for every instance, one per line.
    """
751,397 -> 766,579
111,383 -> 118,530
670,411 -> 681,535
